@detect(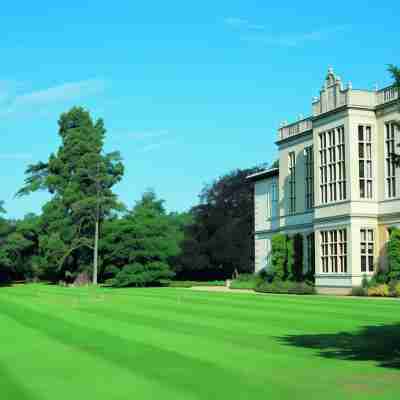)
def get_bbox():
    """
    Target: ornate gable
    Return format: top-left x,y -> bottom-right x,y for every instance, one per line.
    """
313,67 -> 348,116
